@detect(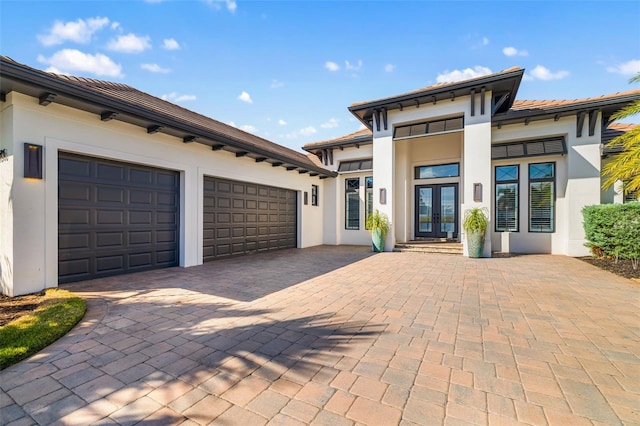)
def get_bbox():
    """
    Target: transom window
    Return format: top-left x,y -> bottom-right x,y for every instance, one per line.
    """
495,165 -> 519,232
415,163 -> 460,180
529,162 -> 555,232
338,159 -> 372,172
492,137 -> 566,160
395,117 -> 464,139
